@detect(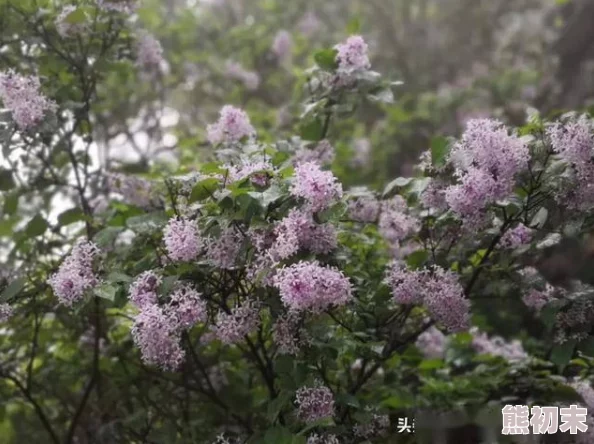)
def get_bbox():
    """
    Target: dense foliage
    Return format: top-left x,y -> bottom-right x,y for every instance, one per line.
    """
1,1 -> 594,444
